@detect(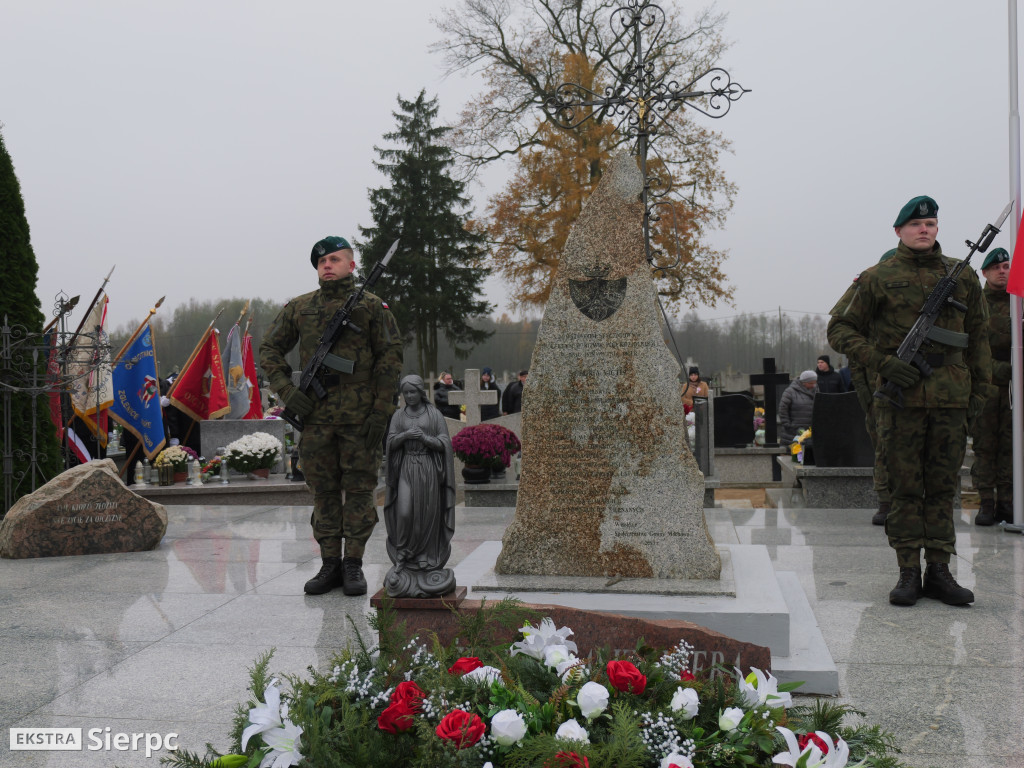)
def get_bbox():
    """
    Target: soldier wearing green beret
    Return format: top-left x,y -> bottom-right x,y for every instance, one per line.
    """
260,236 -> 402,595
828,196 -> 991,607
971,247 -> 1012,525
